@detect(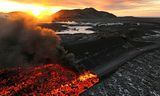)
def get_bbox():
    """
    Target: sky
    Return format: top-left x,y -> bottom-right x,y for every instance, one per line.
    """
0,0 -> 160,17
